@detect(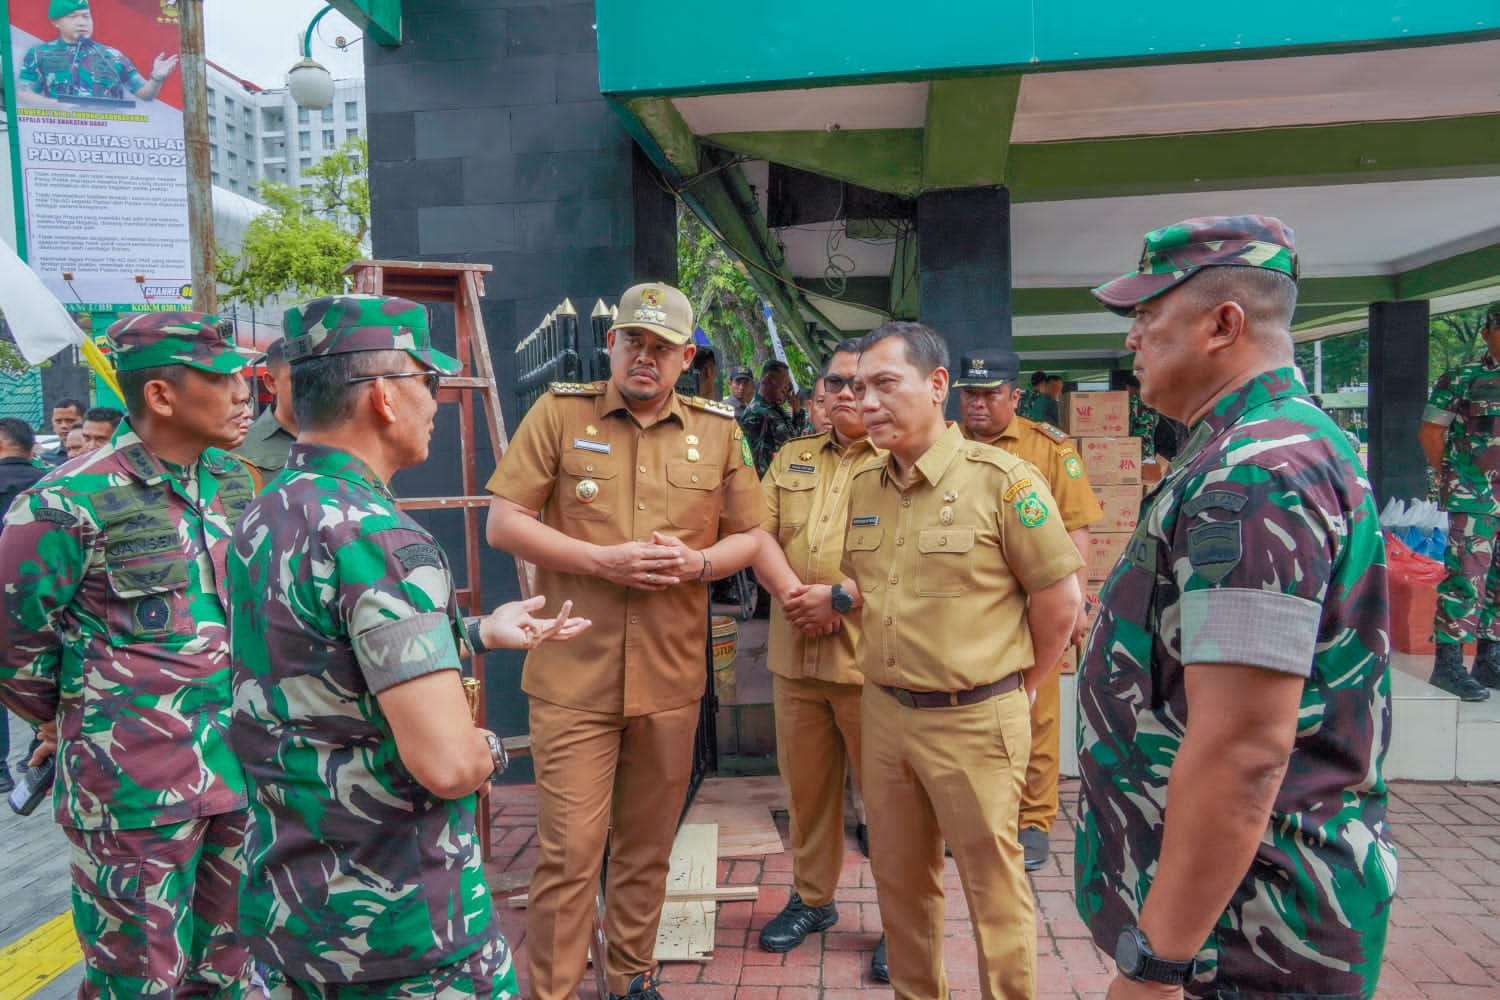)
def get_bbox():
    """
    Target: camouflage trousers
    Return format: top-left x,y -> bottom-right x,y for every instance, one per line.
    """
1435,511 -> 1500,644
265,933 -> 518,999
65,810 -> 252,999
